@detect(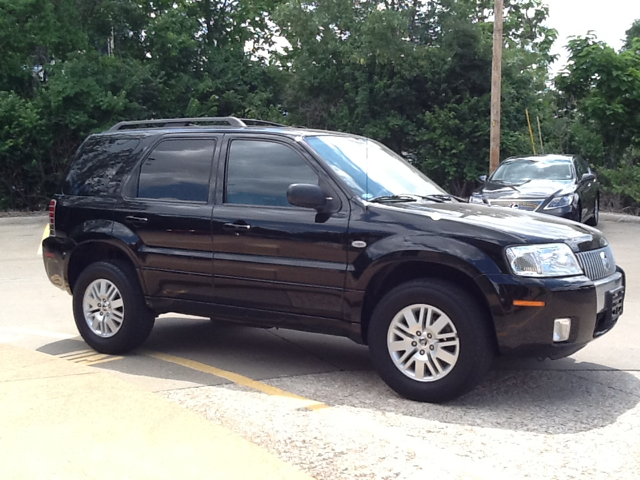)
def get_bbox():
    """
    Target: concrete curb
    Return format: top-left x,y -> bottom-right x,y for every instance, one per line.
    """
600,212 -> 640,224
0,214 -> 47,225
